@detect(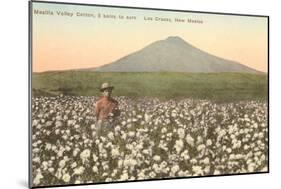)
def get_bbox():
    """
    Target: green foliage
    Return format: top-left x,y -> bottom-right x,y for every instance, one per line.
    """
32,71 -> 268,102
